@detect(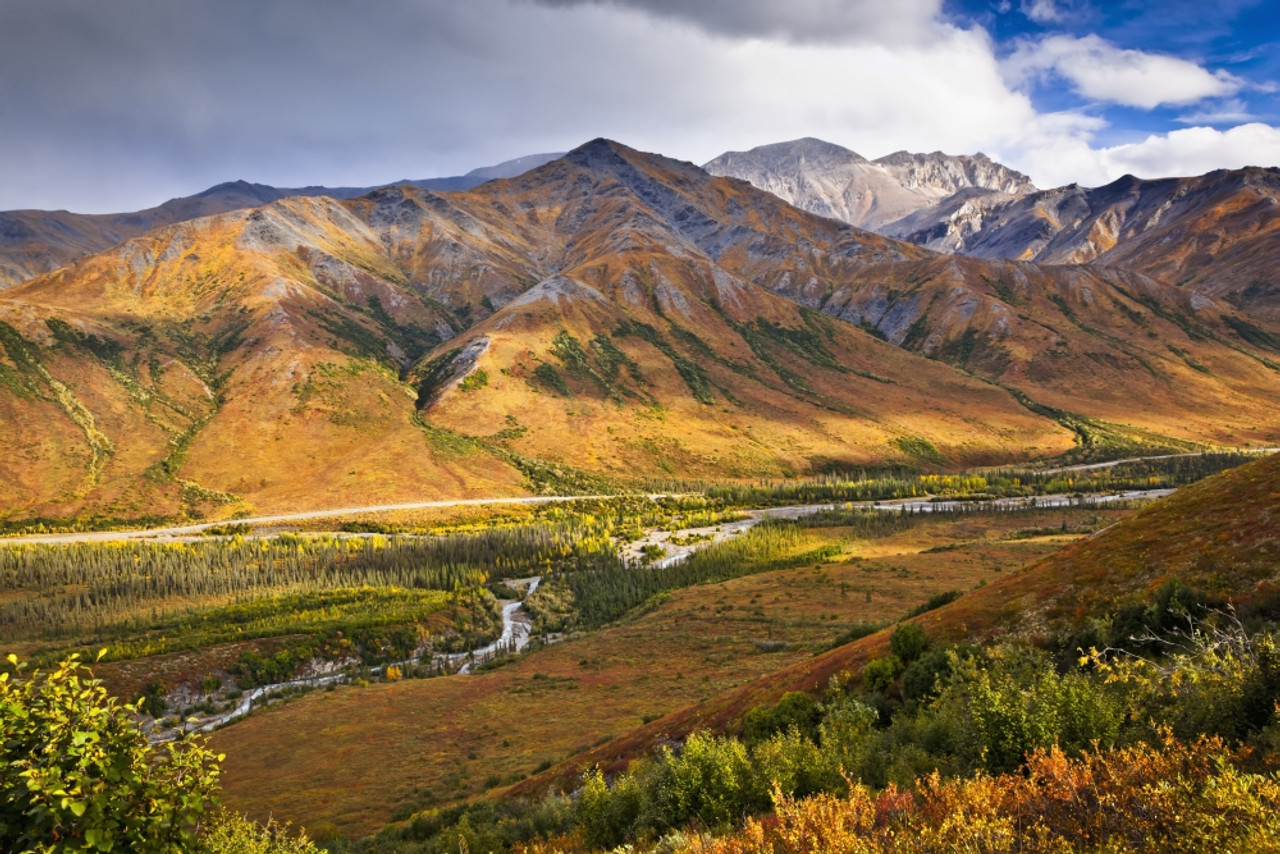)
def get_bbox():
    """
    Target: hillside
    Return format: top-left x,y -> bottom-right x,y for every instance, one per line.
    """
711,140 -> 1280,325
512,450 -> 1280,795
872,168 -> 1280,323
0,139 -> 1068,521
381,140 -> 1072,482
801,253 -> 1280,448
0,153 -> 563,290
0,197 -> 530,521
